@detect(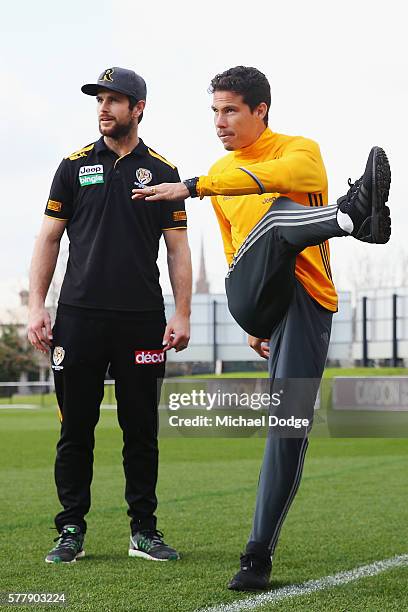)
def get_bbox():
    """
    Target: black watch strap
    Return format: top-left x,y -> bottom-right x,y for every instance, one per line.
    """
183,177 -> 199,198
